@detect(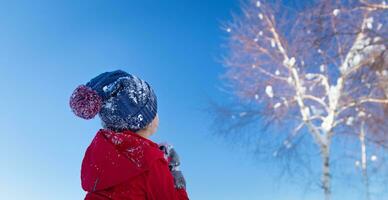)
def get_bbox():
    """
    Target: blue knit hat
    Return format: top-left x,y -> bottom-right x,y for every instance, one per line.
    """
69,70 -> 158,132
